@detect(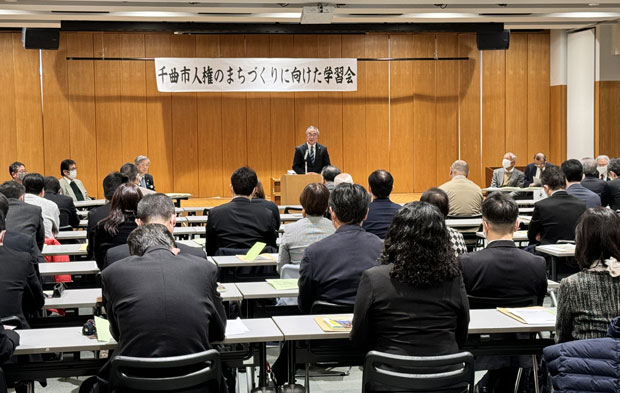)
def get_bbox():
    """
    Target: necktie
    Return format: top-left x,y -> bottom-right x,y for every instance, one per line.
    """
70,181 -> 85,201
309,146 -> 315,165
